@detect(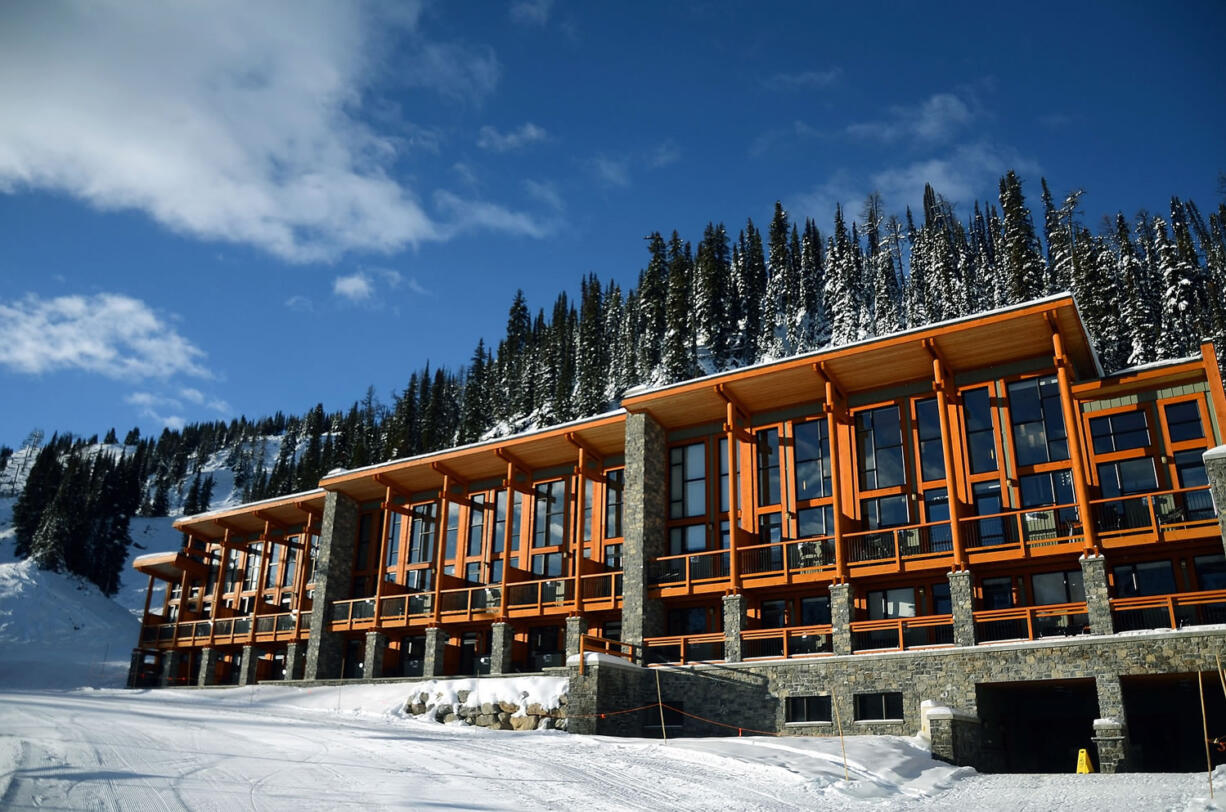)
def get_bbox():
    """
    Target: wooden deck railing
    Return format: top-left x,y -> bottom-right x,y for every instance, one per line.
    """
576,633 -> 637,674
1091,486 -> 1216,544
642,632 -> 725,665
741,624 -> 833,659
844,520 -> 954,567
647,549 -> 730,589
849,614 -> 955,652
972,601 -> 1091,643
1110,588 -> 1226,631
739,537 -> 836,582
